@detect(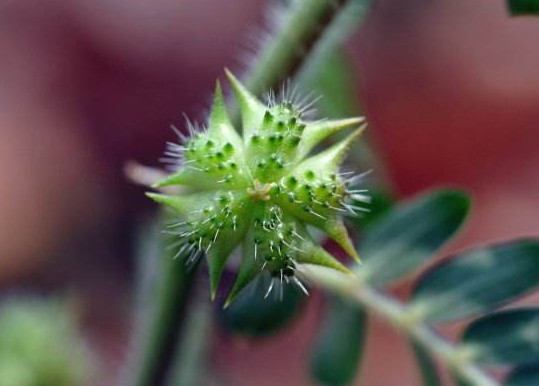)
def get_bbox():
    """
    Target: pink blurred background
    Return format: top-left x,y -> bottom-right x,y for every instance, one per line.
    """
1,0 -> 538,384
